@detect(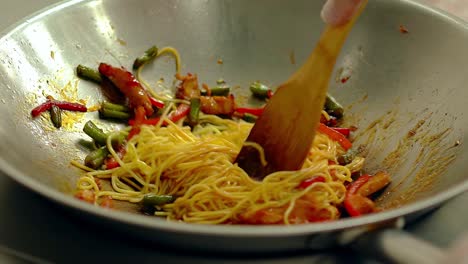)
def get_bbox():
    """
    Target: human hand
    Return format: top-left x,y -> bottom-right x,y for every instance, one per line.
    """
321,0 -> 364,26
